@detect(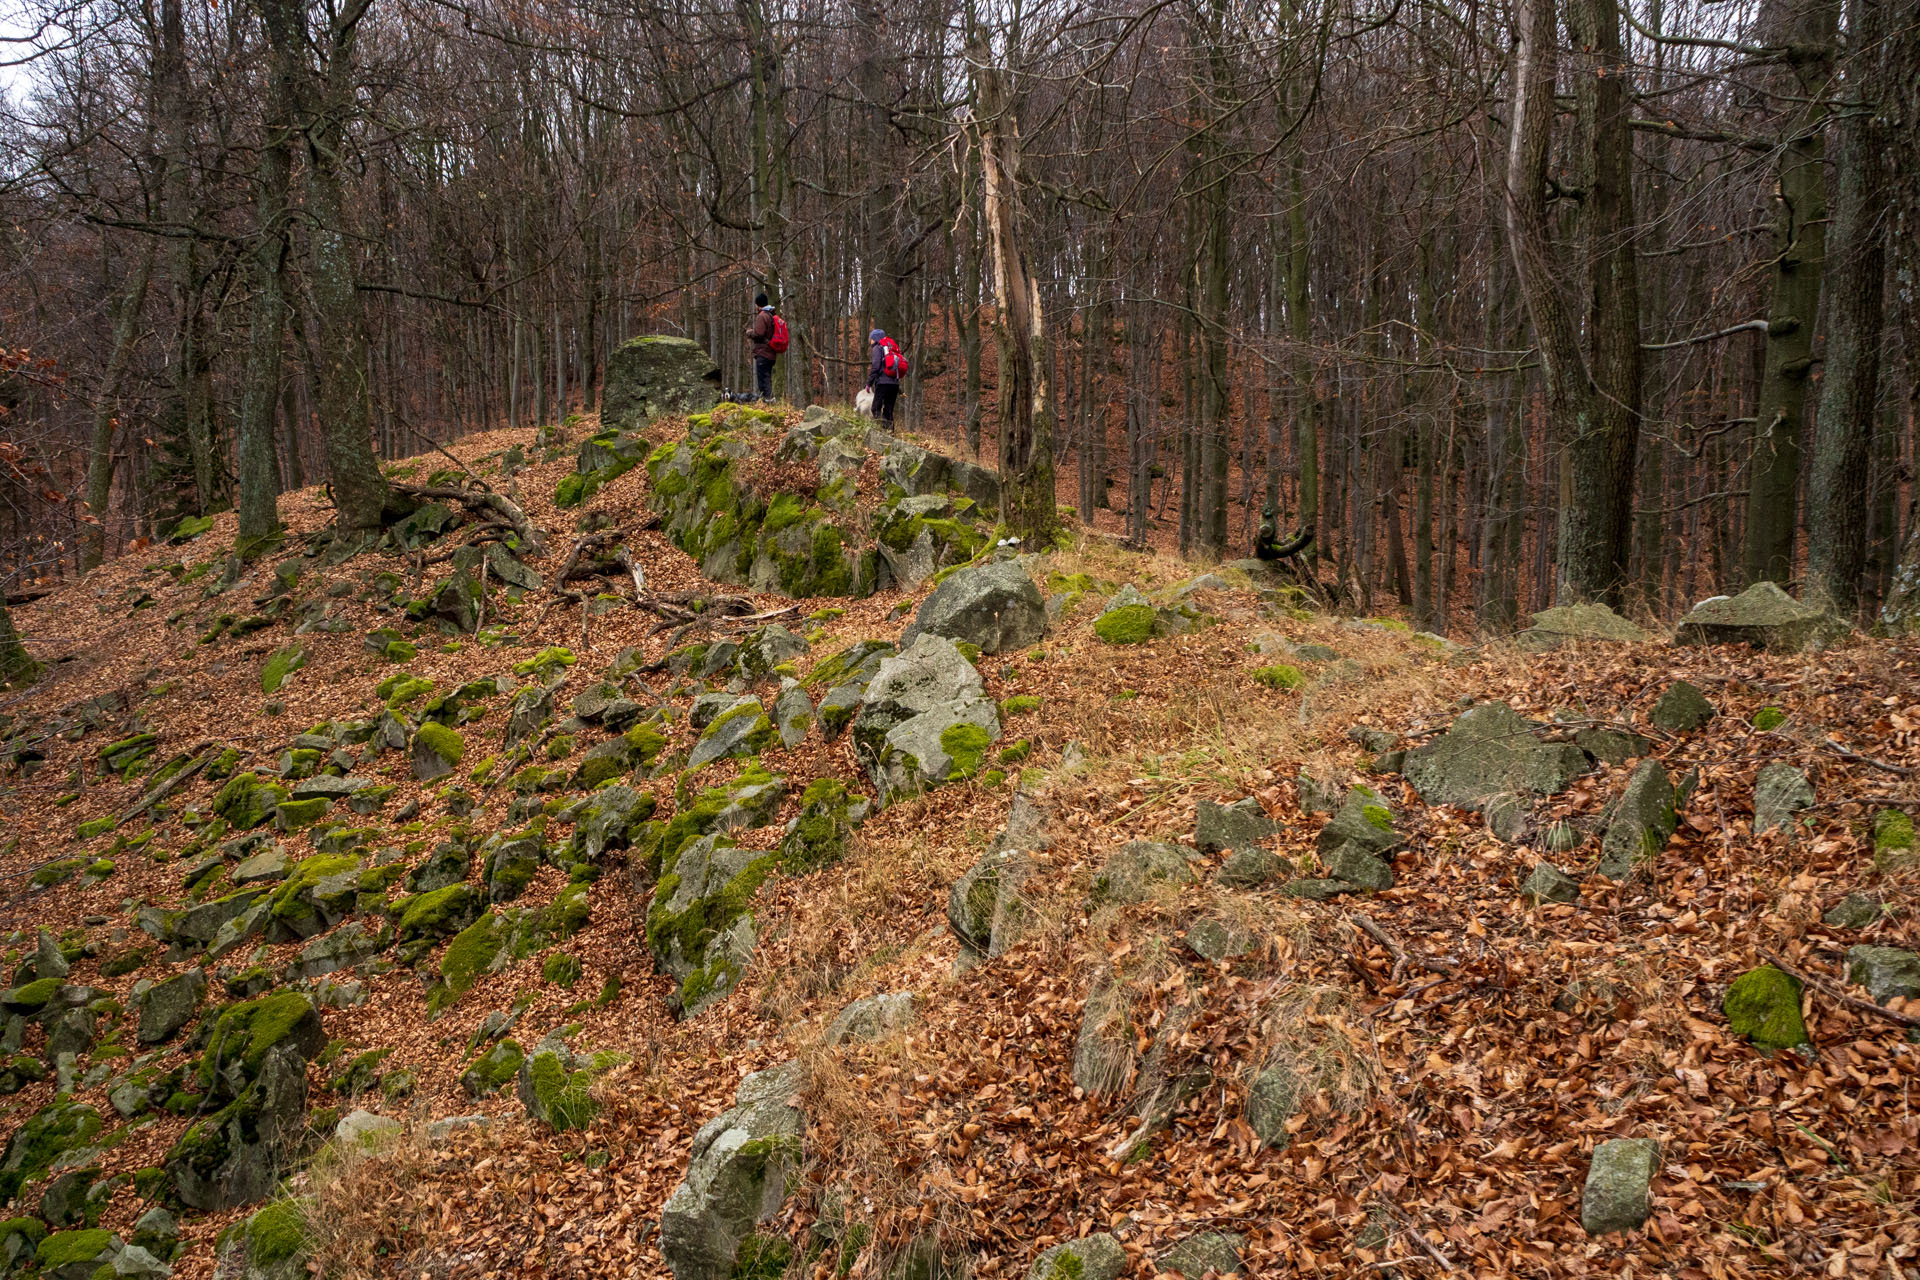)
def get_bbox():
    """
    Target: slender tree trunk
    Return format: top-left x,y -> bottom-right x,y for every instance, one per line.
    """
0,602 -> 36,688
81,244 -> 156,570
1805,0 -> 1887,614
